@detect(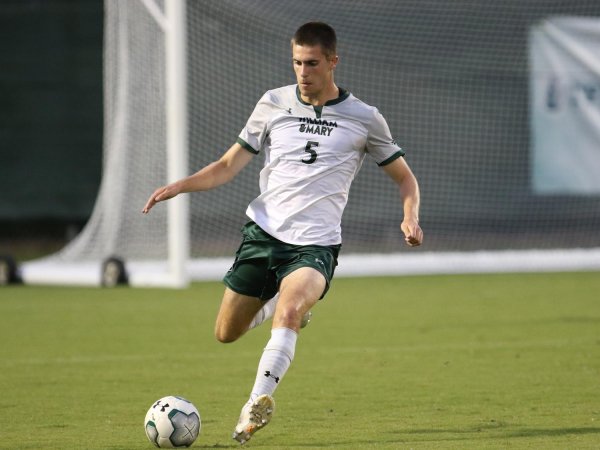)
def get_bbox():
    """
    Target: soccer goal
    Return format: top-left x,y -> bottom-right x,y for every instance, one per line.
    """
20,0 -> 600,287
